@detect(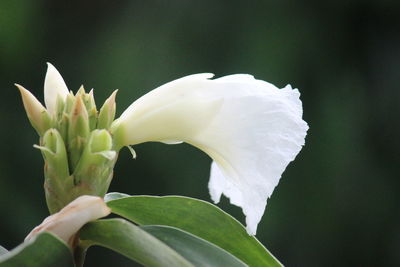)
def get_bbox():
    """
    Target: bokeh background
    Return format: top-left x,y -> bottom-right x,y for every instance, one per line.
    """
1,0 -> 399,266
